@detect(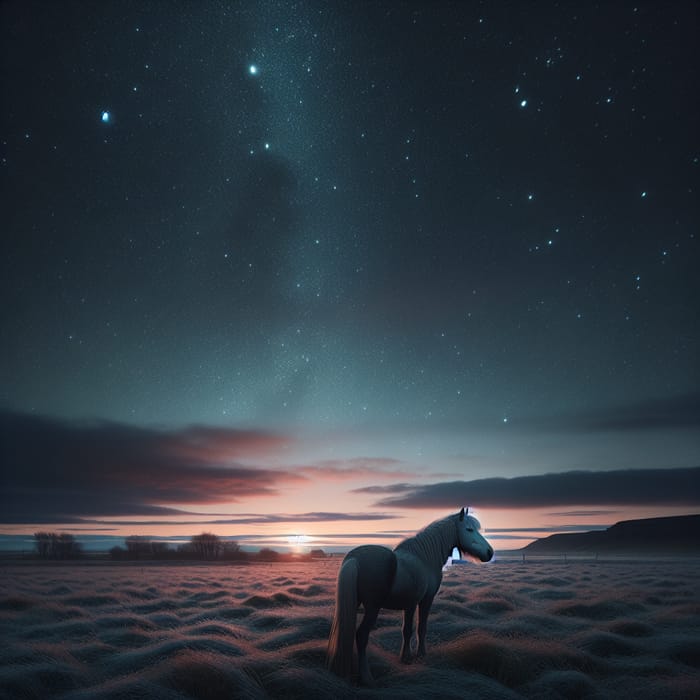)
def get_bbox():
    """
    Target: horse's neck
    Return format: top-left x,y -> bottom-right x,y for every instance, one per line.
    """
395,517 -> 456,574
